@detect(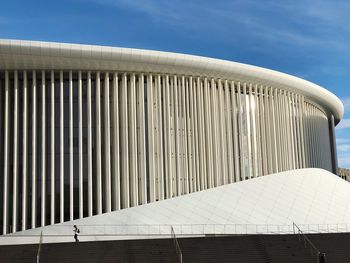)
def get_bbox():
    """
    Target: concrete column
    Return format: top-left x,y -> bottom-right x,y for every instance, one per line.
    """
231,82 -> 240,182
185,78 -> 193,192
50,71 -> 55,225
204,78 -> 213,188
129,73 -> 138,206
3,71 -> 9,234
69,71 -> 74,221
31,71 -> 37,229
22,71 -> 28,231
157,75 -> 165,199
219,80 -> 227,184
225,80 -> 234,183
59,71 -> 64,223
12,71 -> 19,232
193,78 -> 201,190
198,78 -> 207,188
121,73 -> 129,208
95,72 -> 102,214
104,72 -> 112,212
164,75 -> 173,198
188,77 -> 196,191
87,72 -> 93,216
137,74 -> 146,204
211,79 -> 220,186
41,70 -> 46,227
78,71 -> 83,218
111,73 -> 120,210
181,76 -> 189,194
147,74 -> 155,201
